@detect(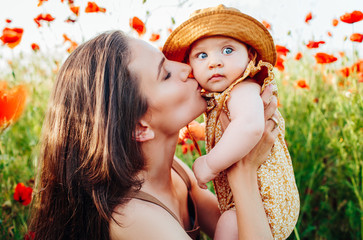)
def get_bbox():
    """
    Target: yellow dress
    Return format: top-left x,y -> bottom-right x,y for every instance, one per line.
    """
202,60 -> 300,240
